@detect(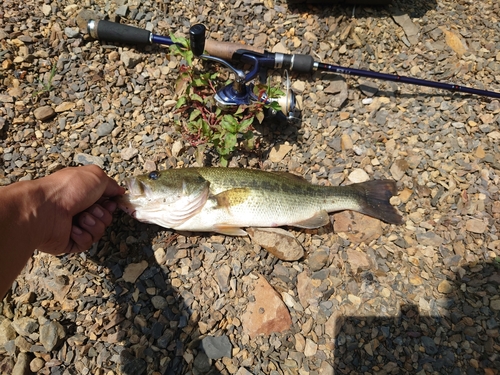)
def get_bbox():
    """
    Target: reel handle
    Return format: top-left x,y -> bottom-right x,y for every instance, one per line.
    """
189,24 -> 206,56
